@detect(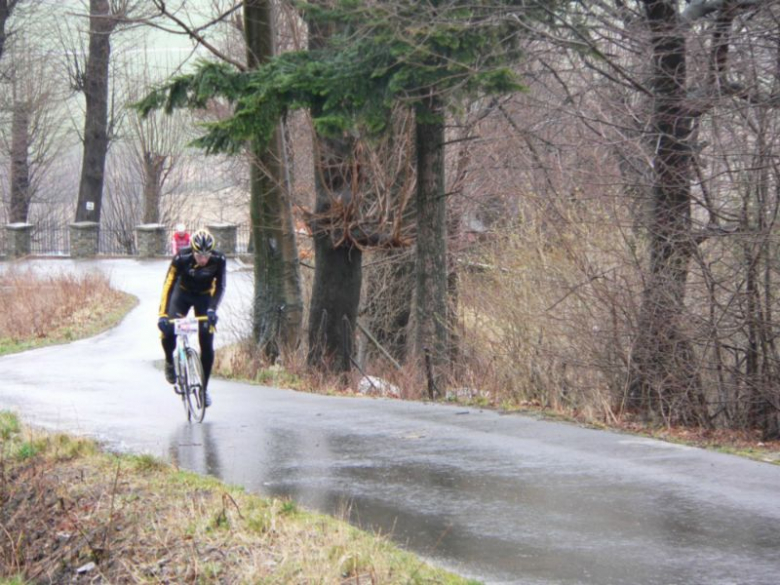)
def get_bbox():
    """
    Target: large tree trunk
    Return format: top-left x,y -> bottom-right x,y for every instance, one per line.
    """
245,0 -> 303,359
307,132 -> 362,372
9,102 -> 31,223
628,0 -> 706,425
305,8 -> 362,373
141,152 -> 165,224
75,0 -> 114,223
412,95 -> 449,388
